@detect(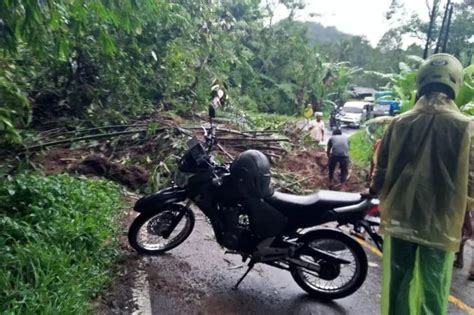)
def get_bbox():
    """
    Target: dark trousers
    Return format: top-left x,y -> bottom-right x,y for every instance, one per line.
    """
328,155 -> 349,183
